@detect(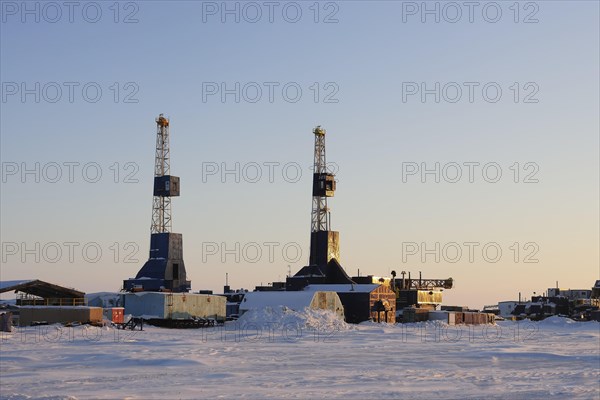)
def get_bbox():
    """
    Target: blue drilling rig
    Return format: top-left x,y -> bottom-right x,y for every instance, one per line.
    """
123,114 -> 190,293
